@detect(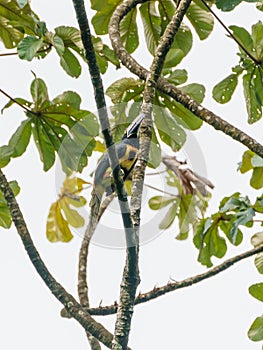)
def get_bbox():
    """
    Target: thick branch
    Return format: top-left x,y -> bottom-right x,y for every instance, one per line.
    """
109,0 -> 263,158
0,169 -> 116,349
87,244 -> 263,316
72,0 -> 133,233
